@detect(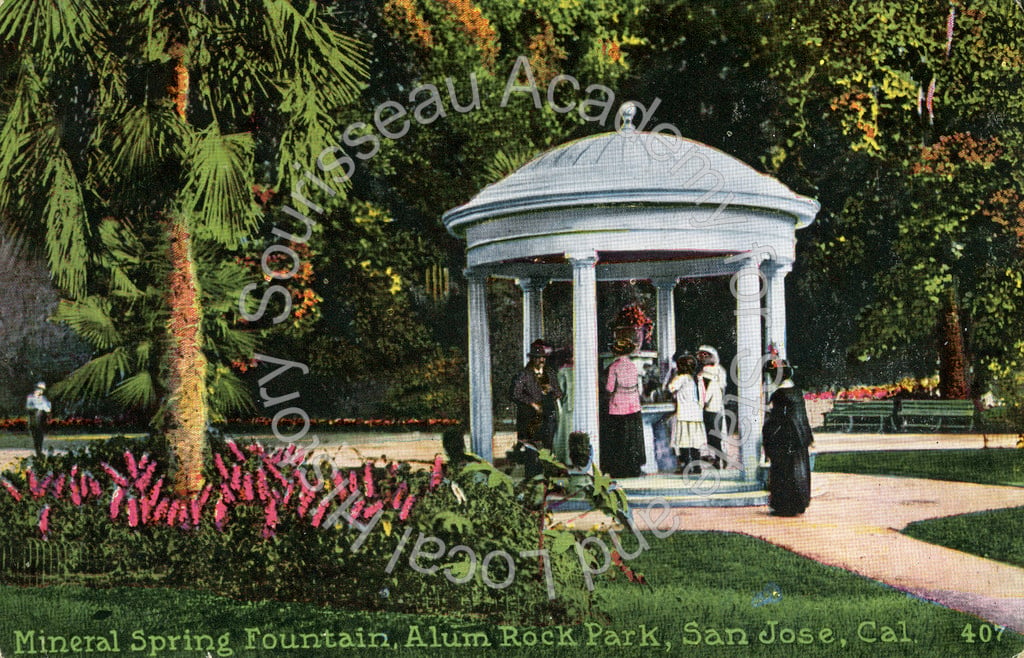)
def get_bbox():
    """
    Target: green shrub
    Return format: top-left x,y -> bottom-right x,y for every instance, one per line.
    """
0,436 -> 632,625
